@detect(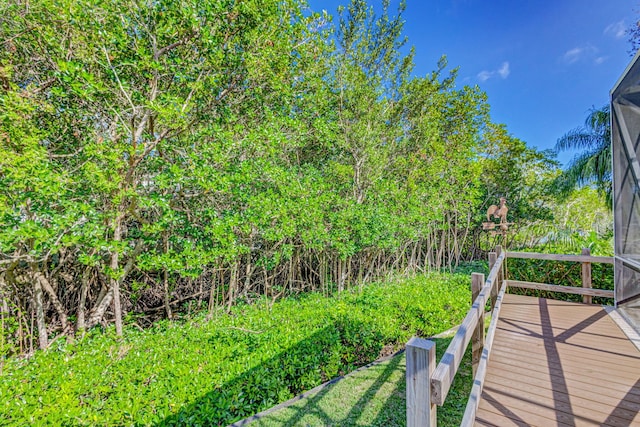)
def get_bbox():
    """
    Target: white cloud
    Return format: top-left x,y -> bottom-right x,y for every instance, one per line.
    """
563,47 -> 585,64
562,45 -> 597,64
594,56 -> 607,65
604,20 -> 626,39
477,70 -> 492,82
497,62 -> 510,78
477,61 -> 510,82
